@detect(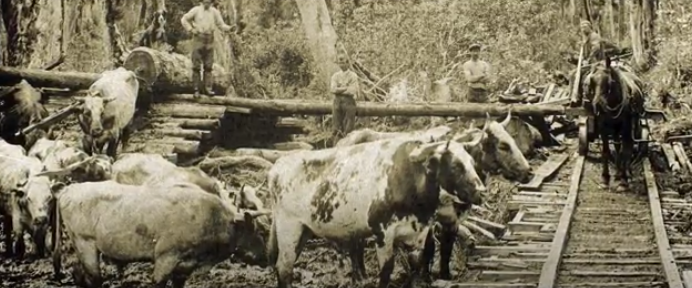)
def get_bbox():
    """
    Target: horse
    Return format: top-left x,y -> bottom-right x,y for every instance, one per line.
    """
585,57 -> 645,192
0,80 -> 50,149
